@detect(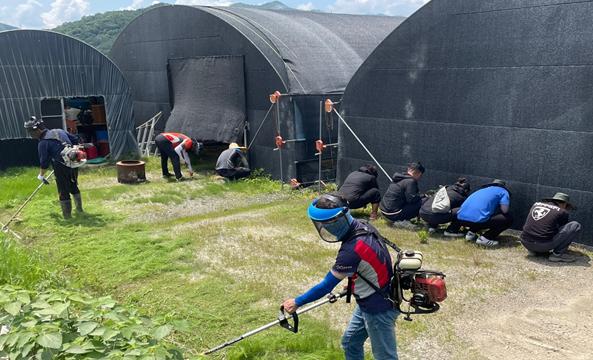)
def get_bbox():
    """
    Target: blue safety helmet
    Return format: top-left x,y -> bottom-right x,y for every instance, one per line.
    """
308,194 -> 354,243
